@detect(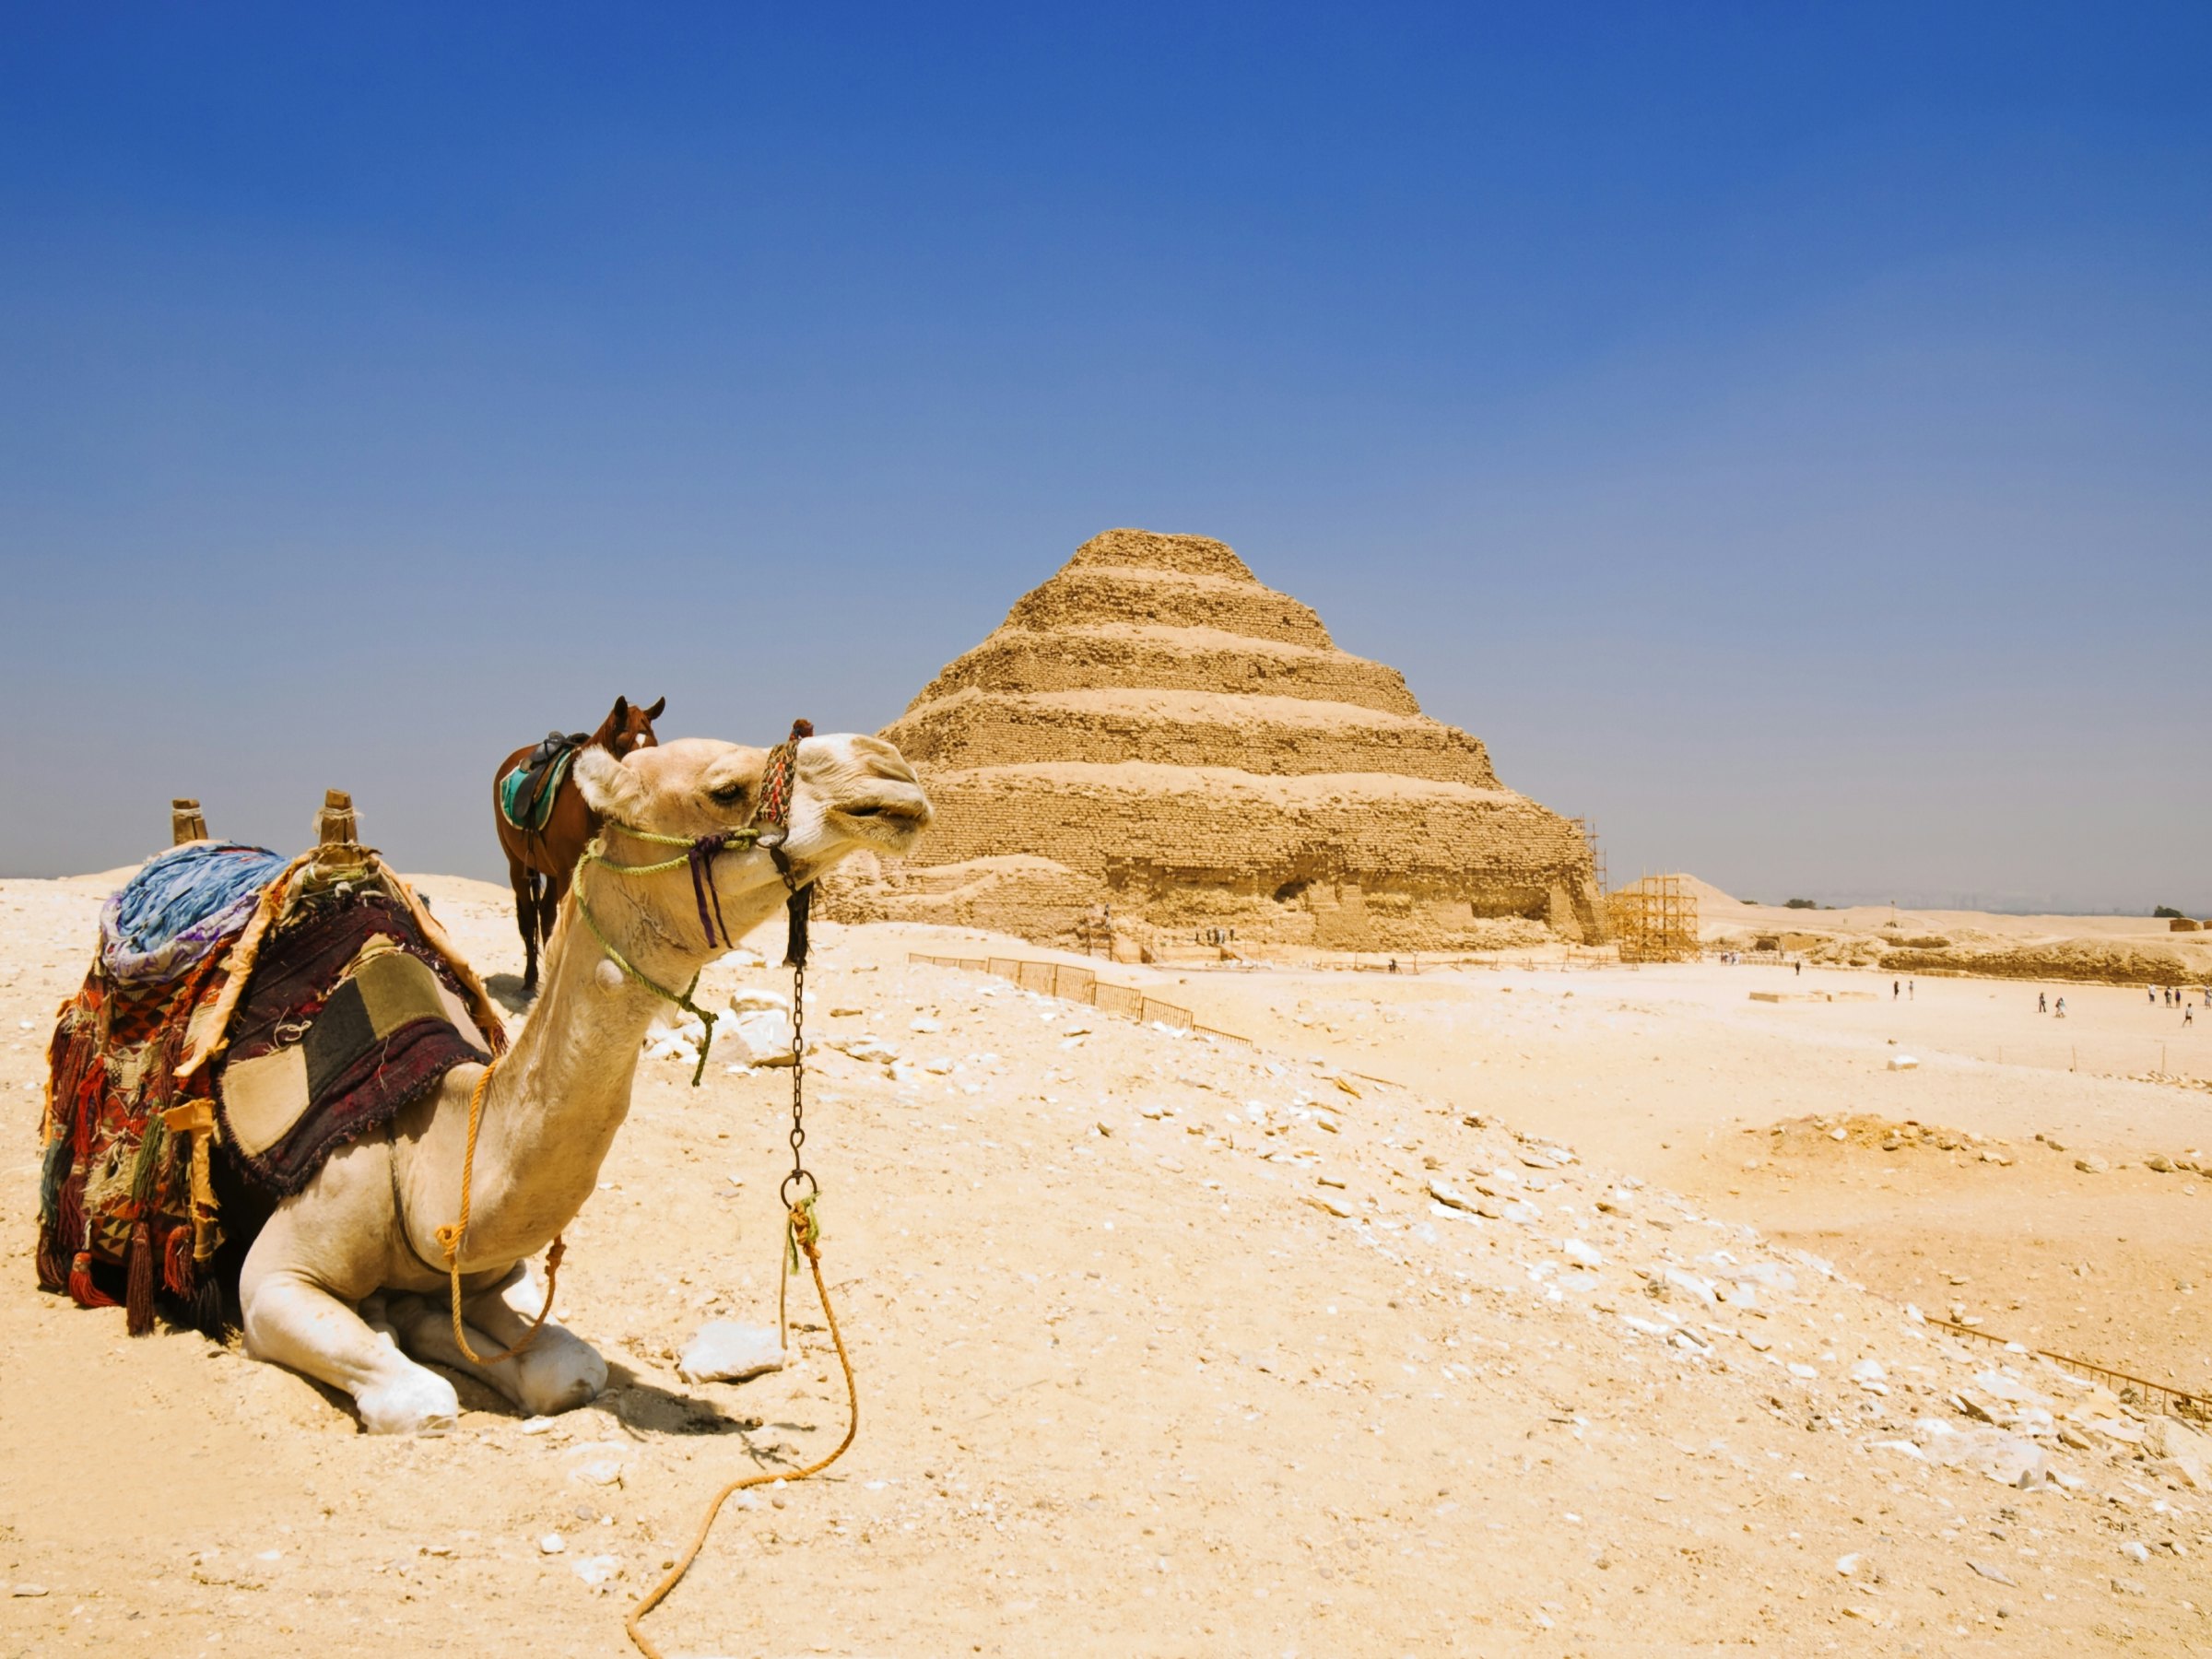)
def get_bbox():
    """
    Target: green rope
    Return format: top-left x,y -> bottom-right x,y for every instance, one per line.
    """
578,893 -> 720,1088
